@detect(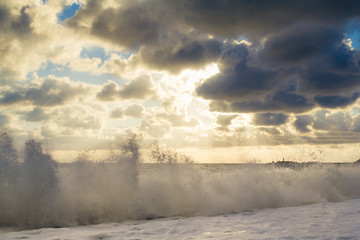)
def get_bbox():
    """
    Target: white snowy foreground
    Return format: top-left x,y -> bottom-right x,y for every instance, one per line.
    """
2,198 -> 360,240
